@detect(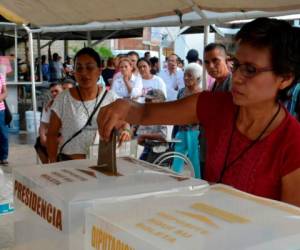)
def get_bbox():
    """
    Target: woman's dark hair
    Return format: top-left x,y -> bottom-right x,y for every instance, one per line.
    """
235,17 -> 300,102
74,47 -> 102,68
137,57 -> 151,67
106,57 -> 114,67
149,56 -> 159,66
